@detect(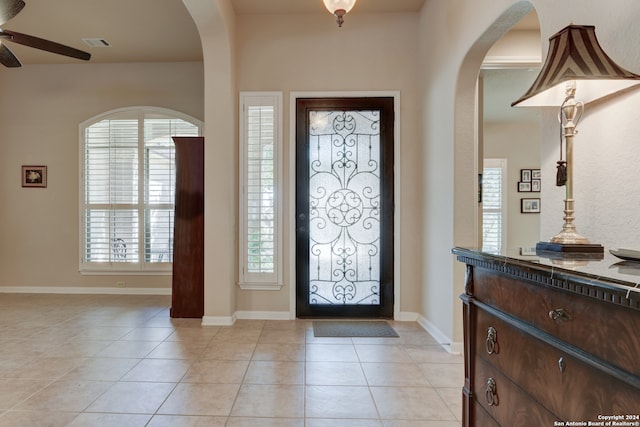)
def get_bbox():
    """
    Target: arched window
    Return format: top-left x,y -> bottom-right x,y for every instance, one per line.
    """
79,107 -> 202,273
